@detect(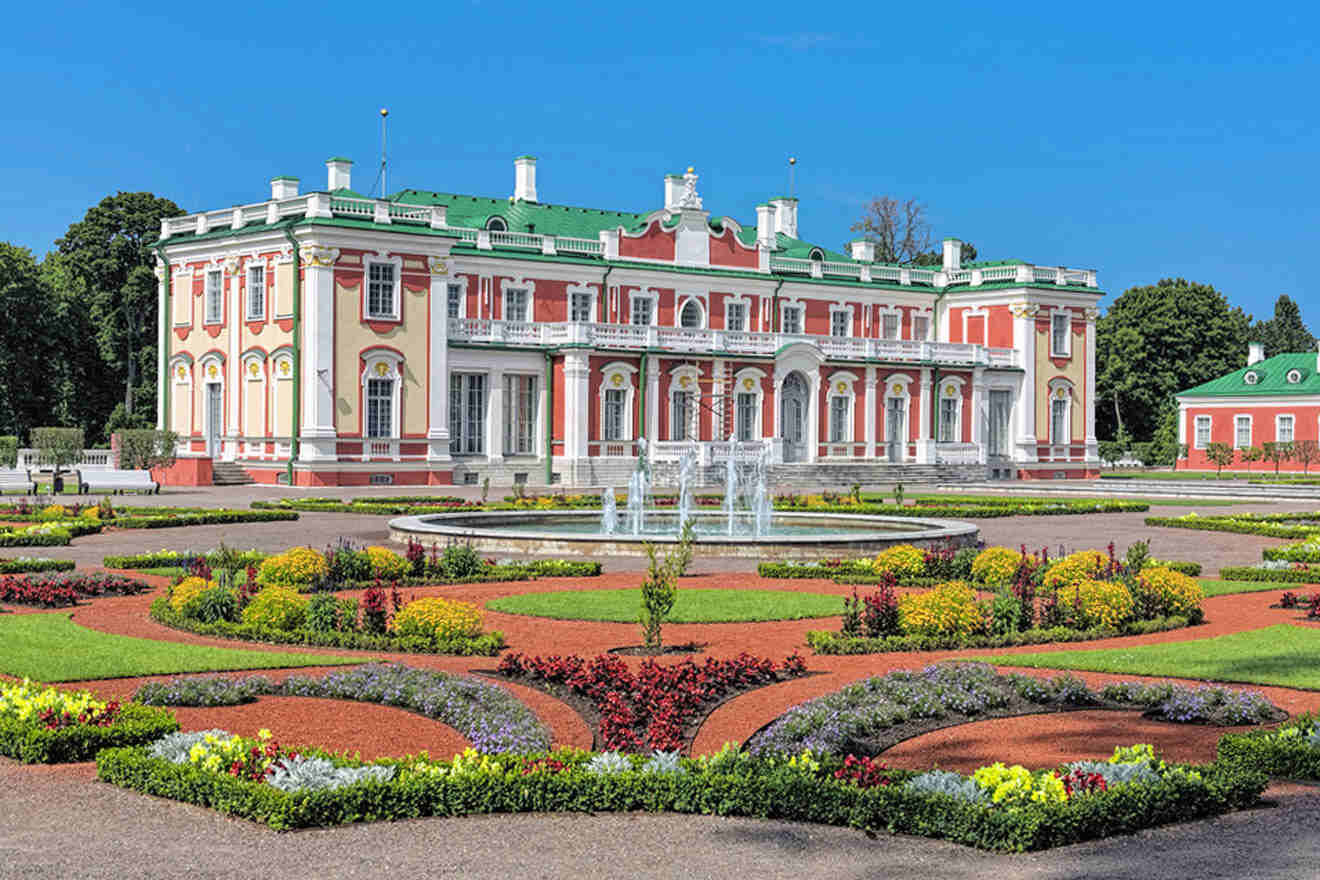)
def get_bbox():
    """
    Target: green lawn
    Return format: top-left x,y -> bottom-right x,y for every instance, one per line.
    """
0,613 -> 365,682
487,588 -> 843,623
976,624 -> 1320,690
1200,579 -> 1292,597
